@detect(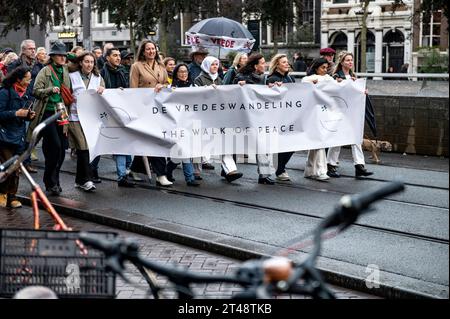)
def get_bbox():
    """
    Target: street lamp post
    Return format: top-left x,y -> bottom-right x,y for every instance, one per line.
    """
82,0 -> 92,51
355,1 -> 372,72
